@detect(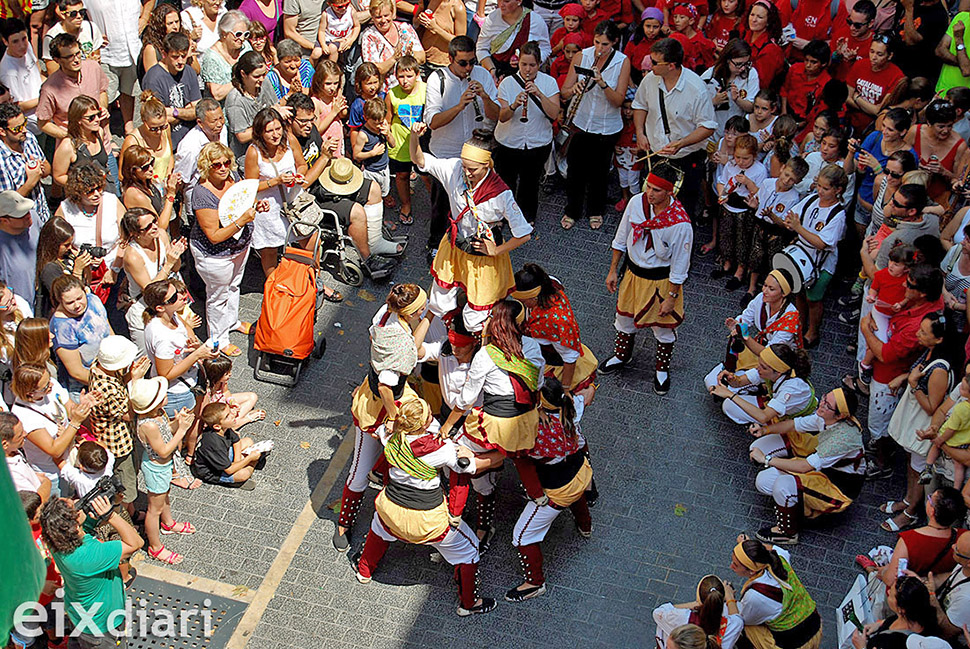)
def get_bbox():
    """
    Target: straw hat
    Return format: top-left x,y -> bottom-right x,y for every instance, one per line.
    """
130,377 -> 169,415
96,336 -> 138,372
319,158 -> 364,196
